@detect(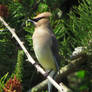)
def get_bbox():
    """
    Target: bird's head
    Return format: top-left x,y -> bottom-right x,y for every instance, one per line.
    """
28,12 -> 52,27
